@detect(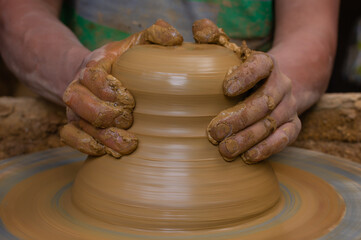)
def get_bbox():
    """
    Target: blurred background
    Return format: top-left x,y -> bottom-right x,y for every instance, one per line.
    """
328,0 -> 361,92
1,1 -> 361,97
